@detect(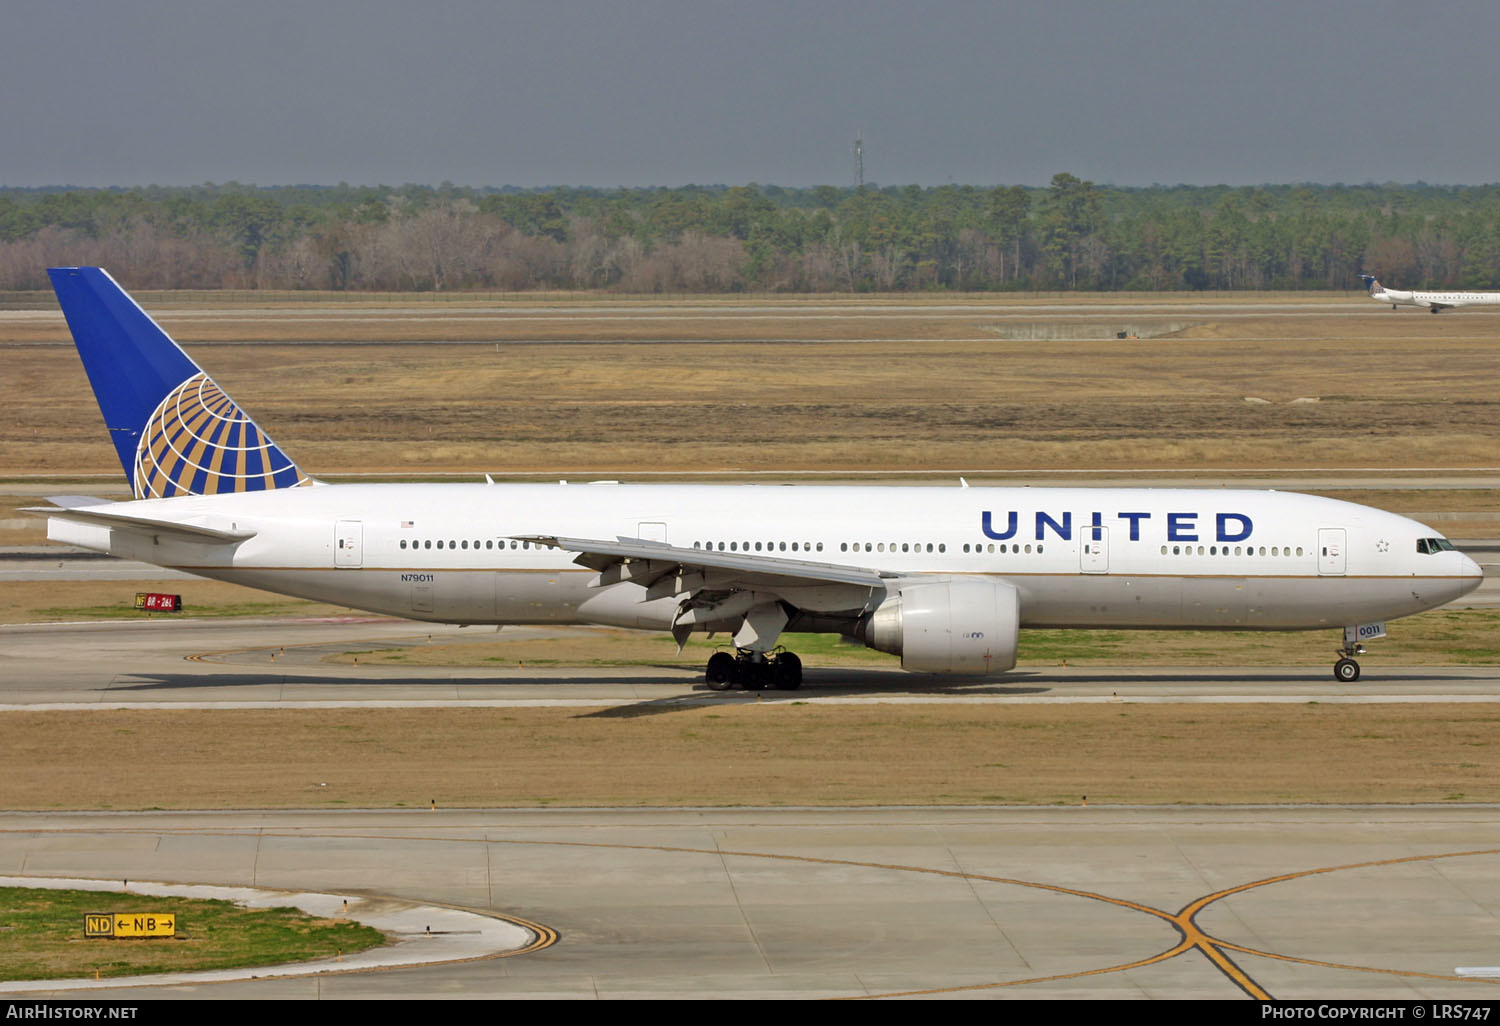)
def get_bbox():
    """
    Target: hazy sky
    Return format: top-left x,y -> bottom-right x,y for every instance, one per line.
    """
6,0 -> 1500,189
